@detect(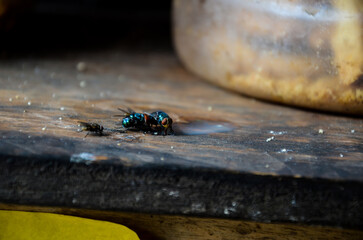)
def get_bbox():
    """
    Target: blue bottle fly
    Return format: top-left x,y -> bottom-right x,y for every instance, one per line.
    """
115,108 -> 174,135
149,111 -> 174,135
78,121 -> 104,137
